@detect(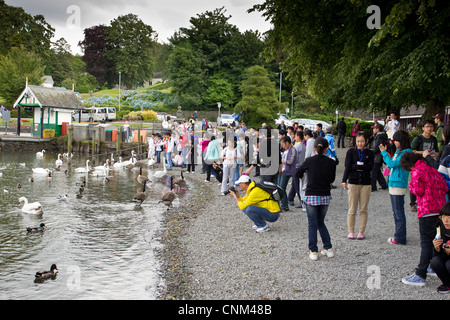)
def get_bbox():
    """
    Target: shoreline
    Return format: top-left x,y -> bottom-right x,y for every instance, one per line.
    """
156,147 -> 449,300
